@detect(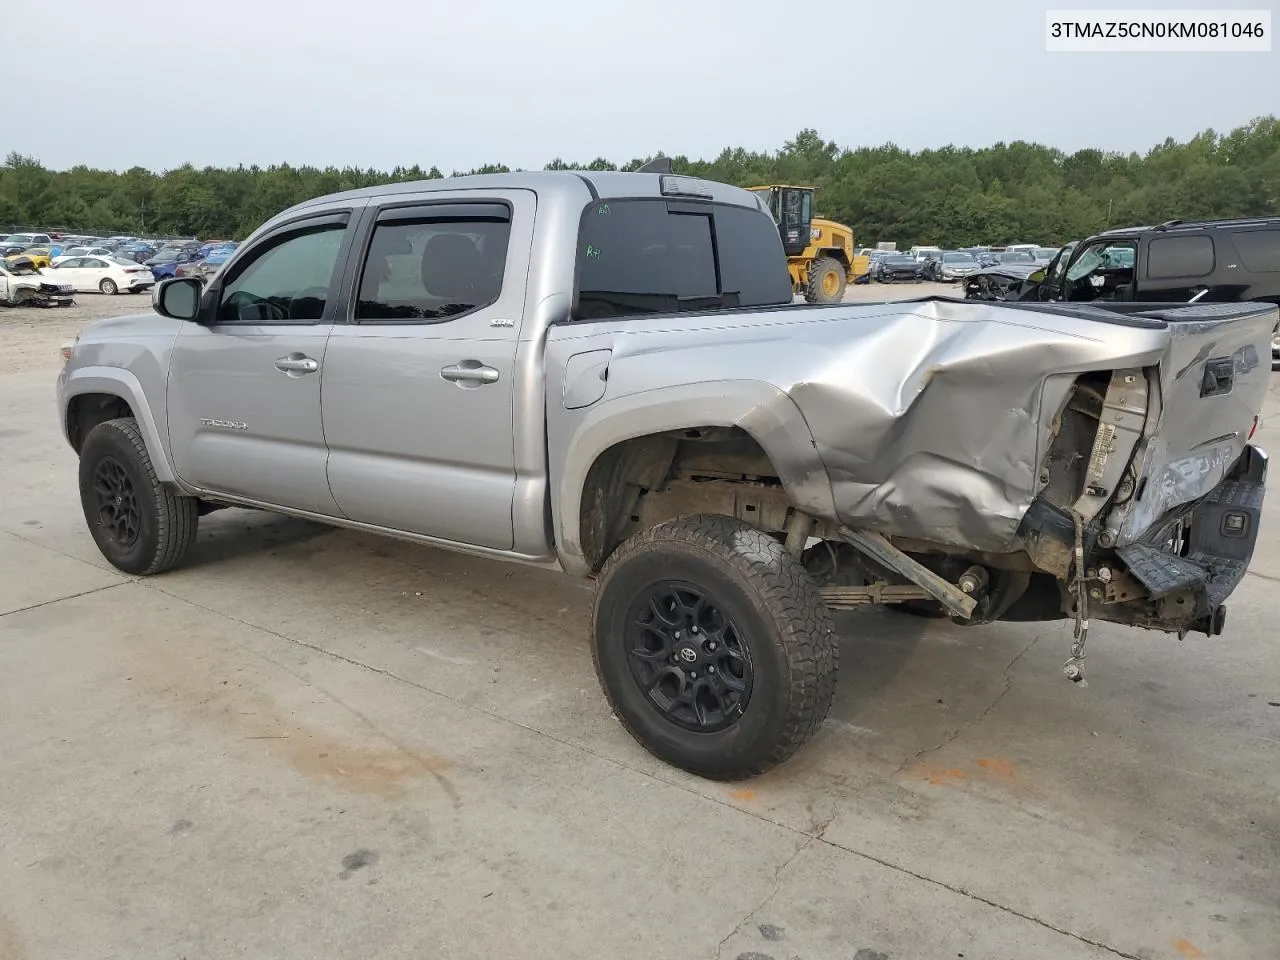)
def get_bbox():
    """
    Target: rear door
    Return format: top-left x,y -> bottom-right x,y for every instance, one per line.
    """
1138,233 -> 1217,302
321,190 -> 533,550
80,257 -> 113,291
166,209 -> 360,515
